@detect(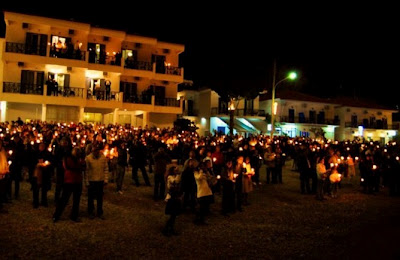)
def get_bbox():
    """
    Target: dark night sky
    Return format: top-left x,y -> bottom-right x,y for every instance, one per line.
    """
1,3 -> 398,107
